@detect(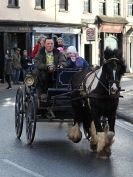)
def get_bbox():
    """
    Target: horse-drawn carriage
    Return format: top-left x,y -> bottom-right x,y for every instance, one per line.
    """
15,48 -> 126,158
15,66 -> 83,145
